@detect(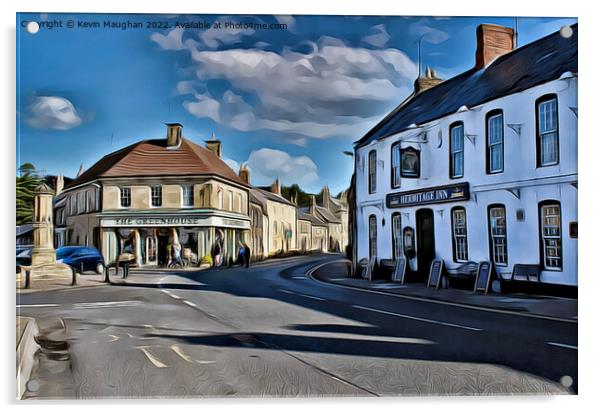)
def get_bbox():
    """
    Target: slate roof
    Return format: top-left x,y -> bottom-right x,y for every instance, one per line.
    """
299,205 -> 341,225
355,24 -> 578,148
297,211 -> 328,227
249,188 -> 296,214
65,138 -> 248,189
